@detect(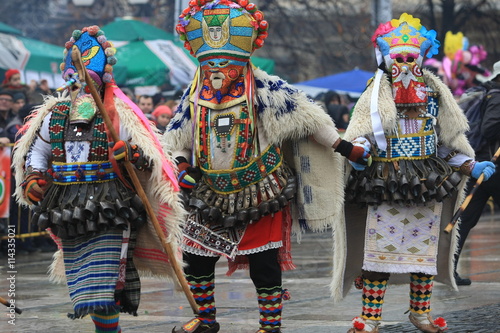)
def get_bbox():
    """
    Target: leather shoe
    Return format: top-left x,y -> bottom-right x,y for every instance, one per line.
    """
454,272 -> 472,286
